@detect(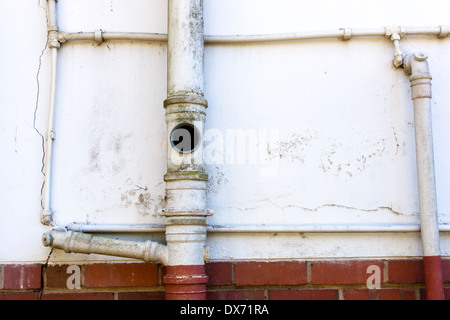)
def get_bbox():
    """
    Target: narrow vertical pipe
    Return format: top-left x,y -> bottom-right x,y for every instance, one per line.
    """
41,47 -> 57,225
163,0 -> 211,300
41,0 -> 60,226
403,53 -> 444,300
